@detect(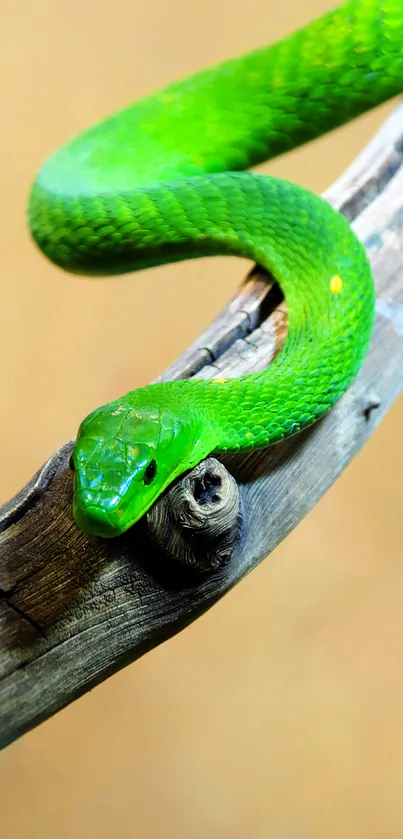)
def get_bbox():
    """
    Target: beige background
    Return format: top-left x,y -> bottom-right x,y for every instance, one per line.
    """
1,0 -> 403,836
